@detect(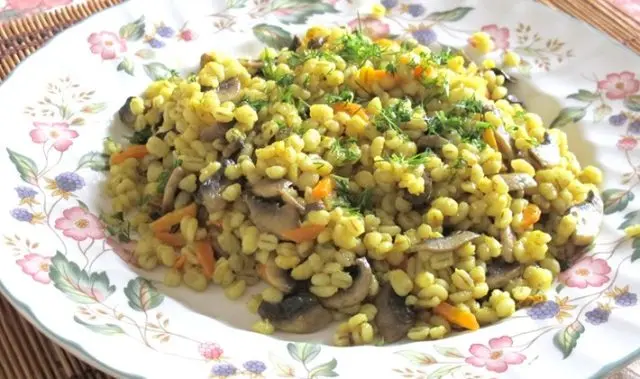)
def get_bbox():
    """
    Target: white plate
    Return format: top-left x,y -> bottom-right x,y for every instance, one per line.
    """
1,0 -> 640,377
